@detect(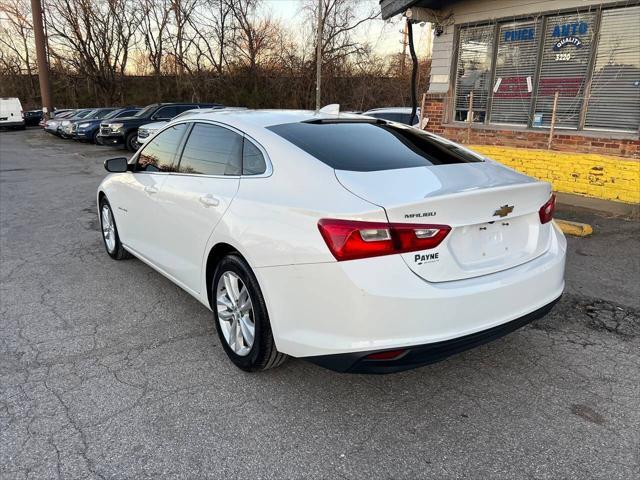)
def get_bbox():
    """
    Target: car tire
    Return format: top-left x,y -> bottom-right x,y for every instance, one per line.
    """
125,132 -> 138,152
212,254 -> 287,372
99,198 -> 132,260
92,130 -> 100,144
